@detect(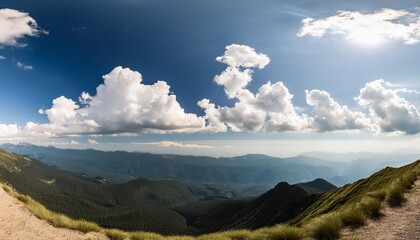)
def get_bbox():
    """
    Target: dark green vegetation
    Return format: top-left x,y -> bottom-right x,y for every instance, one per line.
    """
0,147 -> 315,234
294,178 -> 337,194
1,146 -> 419,238
0,148 -> 271,234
